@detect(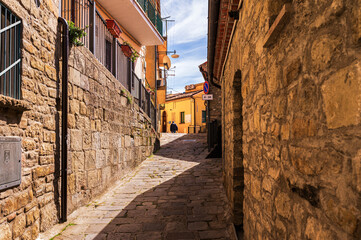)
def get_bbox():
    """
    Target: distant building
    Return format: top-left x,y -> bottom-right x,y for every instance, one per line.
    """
199,61 -> 222,149
161,83 -> 206,133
